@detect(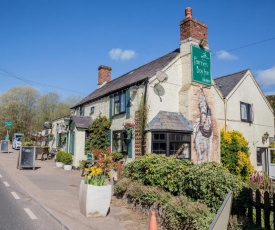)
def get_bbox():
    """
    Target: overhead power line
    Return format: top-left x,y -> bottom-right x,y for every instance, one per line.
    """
0,36 -> 274,96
